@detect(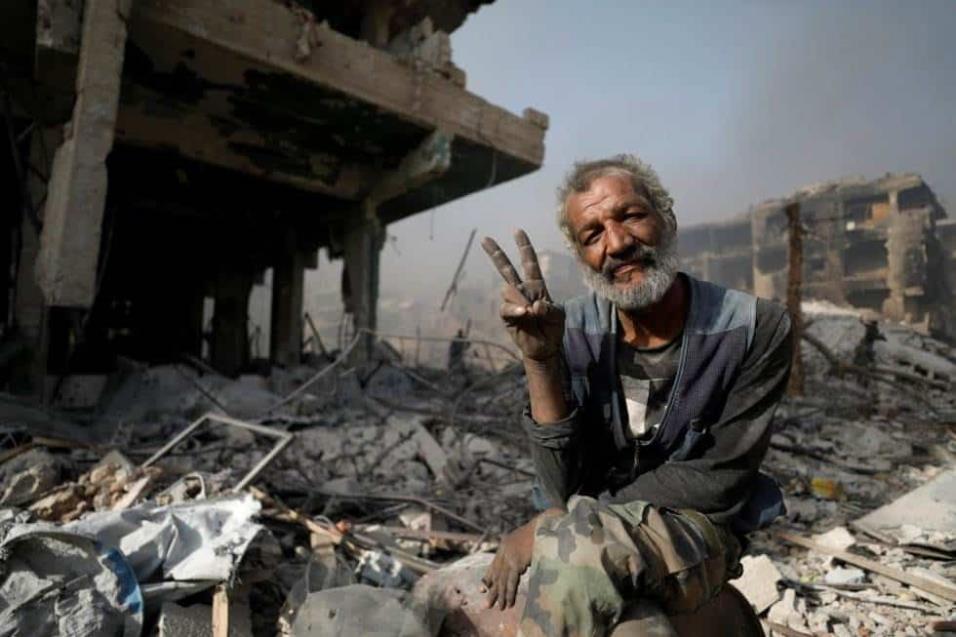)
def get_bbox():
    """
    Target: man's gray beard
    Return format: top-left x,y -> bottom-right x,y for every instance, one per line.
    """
576,240 -> 680,311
